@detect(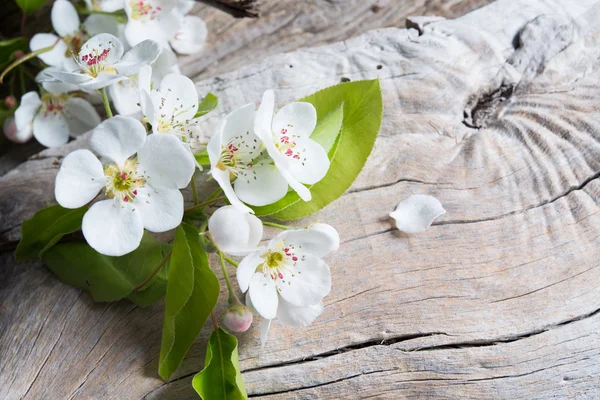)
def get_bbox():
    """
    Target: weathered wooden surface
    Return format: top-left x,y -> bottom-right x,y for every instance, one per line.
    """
2,0 -> 600,398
